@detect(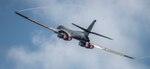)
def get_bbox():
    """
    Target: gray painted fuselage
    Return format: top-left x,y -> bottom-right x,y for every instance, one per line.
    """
57,25 -> 90,42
